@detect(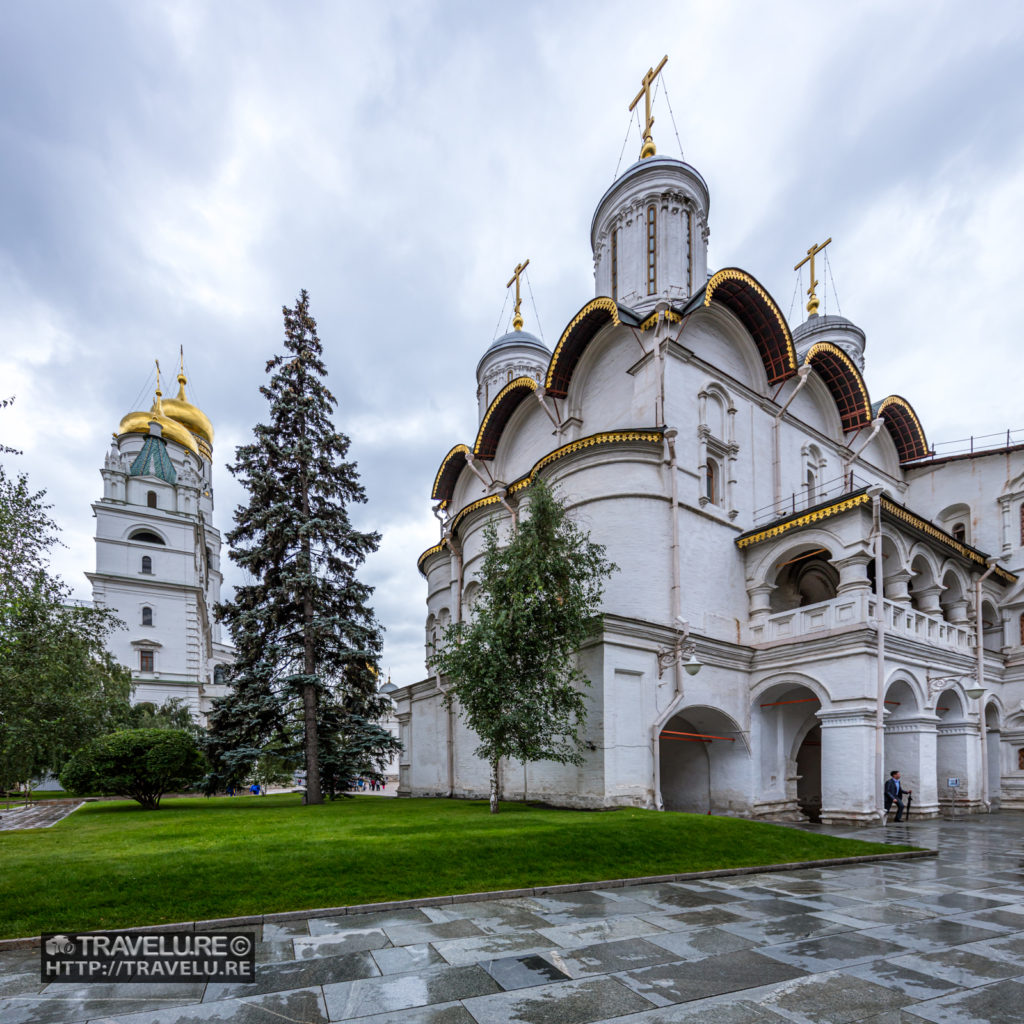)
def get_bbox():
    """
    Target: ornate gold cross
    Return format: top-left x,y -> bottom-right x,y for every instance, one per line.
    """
629,55 -> 668,160
793,237 -> 832,316
507,259 -> 530,331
